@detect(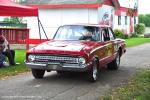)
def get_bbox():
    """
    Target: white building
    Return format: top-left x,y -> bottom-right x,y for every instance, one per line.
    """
23,0 -> 138,44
